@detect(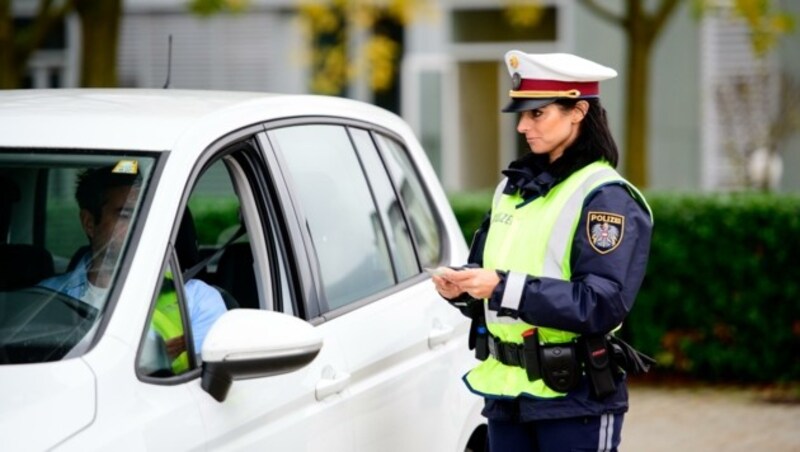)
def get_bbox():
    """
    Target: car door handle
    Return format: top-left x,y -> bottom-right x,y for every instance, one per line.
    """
315,367 -> 351,401
428,321 -> 454,349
